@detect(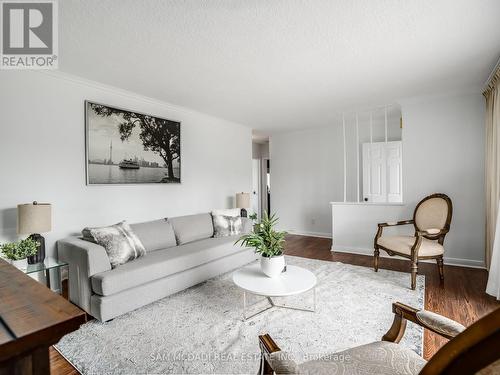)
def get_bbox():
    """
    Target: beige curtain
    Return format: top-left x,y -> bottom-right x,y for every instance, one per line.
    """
485,67 -> 500,270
